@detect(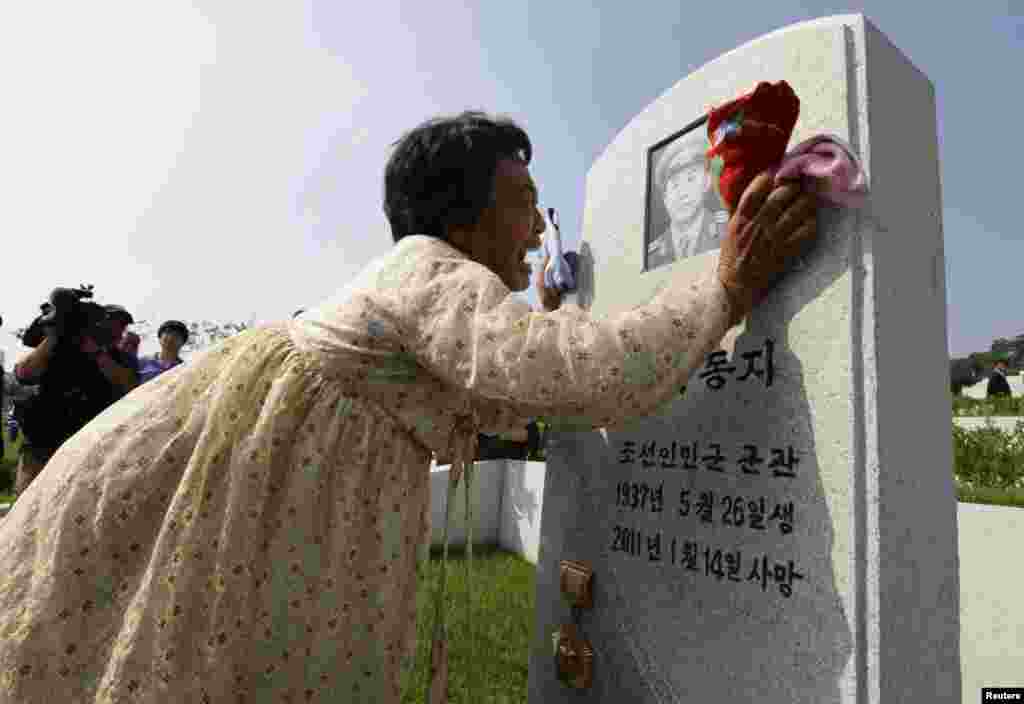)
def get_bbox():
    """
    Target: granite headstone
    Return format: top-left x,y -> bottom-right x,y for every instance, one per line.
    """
529,14 -> 959,704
